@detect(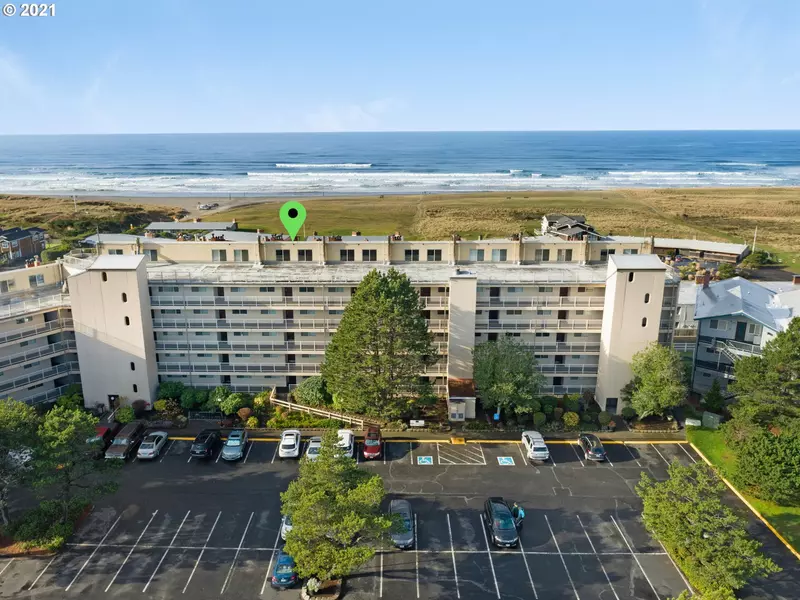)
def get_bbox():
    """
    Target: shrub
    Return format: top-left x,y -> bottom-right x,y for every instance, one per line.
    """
131,399 -> 148,417
245,416 -> 260,429
562,411 -> 580,429
219,393 -> 249,416
253,391 -> 271,408
621,406 -> 637,420
173,415 -> 188,429
463,420 -> 492,431
158,381 -> 186,400
533,412 -> 547,428
563,396 -> 580,413
553,407 -> 564,422
180,388 -> 208,410
581,412 -> 595,424
210,385 -> 231,405
265,411 -> 343,429
237,407 -> 253,421
733,428 -> 800,504
293,376 -> 332,407
5,498 -> 88,551
385,420 -> 407,431
543,403 -> 554,416
55,385 -> 84,410
153,399 -> 167,412
115,406 -> 135,424
597,411 -> 612,427
530,399 -> 541,413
